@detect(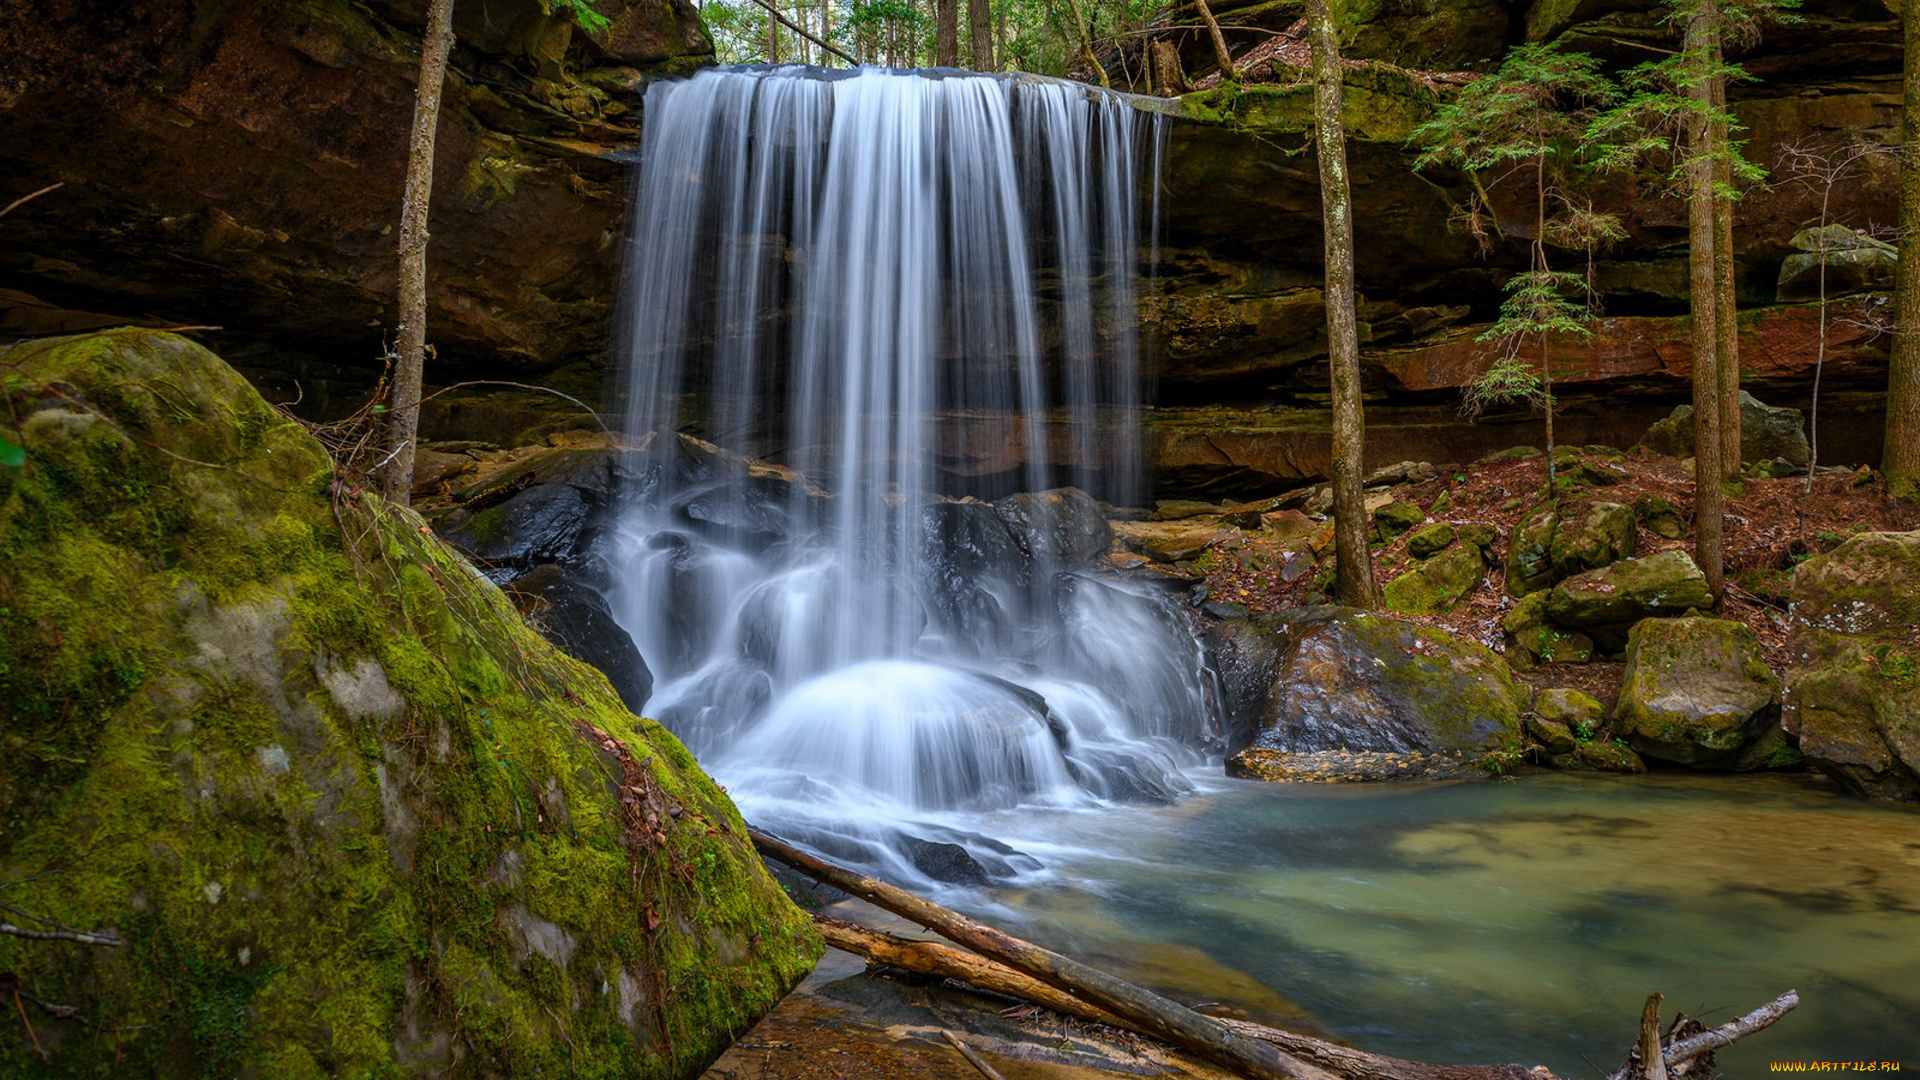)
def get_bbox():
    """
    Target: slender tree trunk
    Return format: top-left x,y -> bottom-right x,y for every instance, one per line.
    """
1194,0 -> 1236,80
1536,154 -> 1556,488
385,0 -> 458,506
1686,4 -> 1725,604
937,0 -> 959,66
1308,0 -> 1377,609
1711,33 -> 1742,475
767,0 -> 781,62
1063,0 -> 1108,87
1889,0 -> 1920,497
968,0 -> 993,70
